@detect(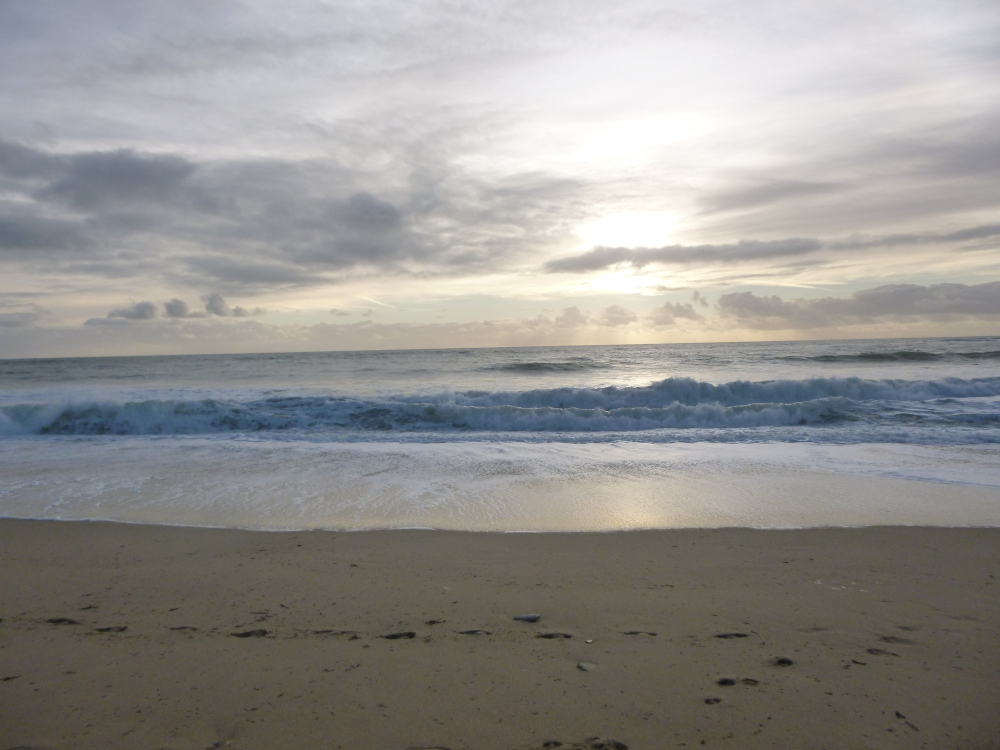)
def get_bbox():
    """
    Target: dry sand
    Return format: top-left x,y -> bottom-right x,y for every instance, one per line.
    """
0,519 -> 998,750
